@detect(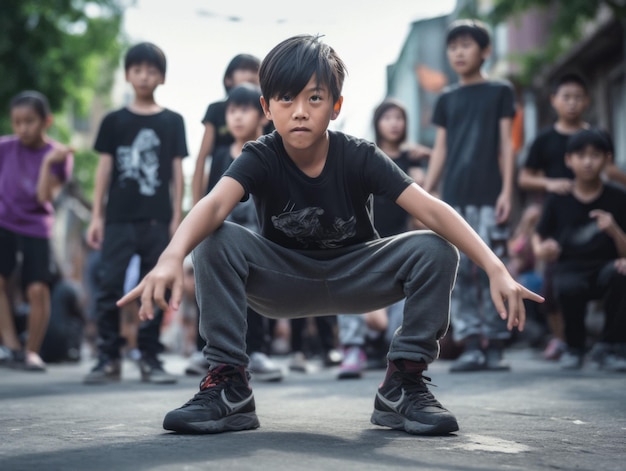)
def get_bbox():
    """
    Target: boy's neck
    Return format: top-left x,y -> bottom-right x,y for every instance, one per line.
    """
554,119 -> 588,135
379,141 -> 401,158
231,132 -> 260,158
458,70 -> 487,86
572,178 -> 603,202
283,131 -> 330,178
128,95 -> 163,115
